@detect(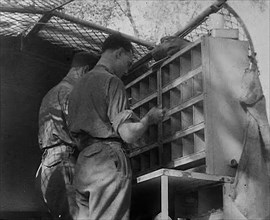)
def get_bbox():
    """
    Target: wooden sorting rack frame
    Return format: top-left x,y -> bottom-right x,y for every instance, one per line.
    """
127,35 -> 249,178
126,38 -> 205,175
